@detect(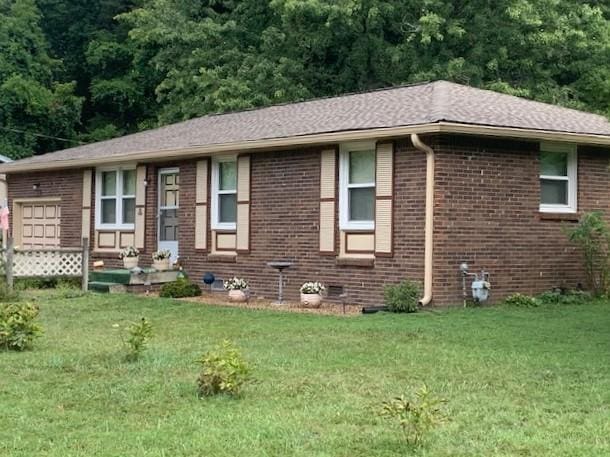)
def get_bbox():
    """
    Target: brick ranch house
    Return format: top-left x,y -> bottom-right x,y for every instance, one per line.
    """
2,80 -> 610,306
